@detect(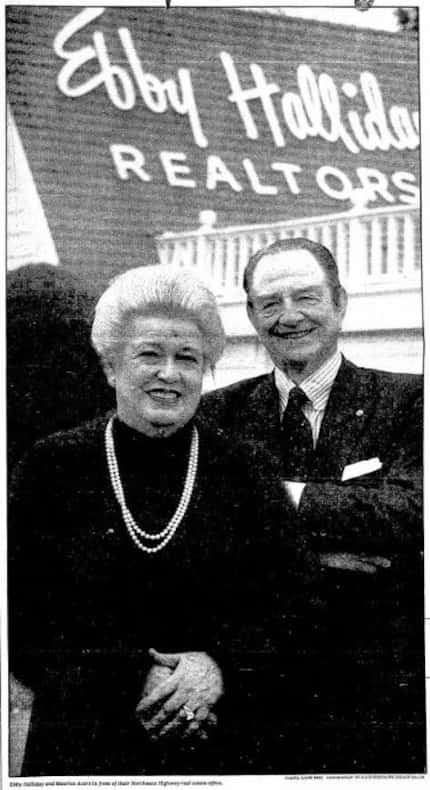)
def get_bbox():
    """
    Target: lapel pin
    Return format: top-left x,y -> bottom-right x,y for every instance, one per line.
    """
355,409 -> 364,417
354,0 -> 374,10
